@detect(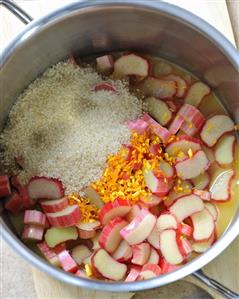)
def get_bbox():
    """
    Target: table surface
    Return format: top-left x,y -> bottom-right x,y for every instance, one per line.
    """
0,1 -> 239,299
